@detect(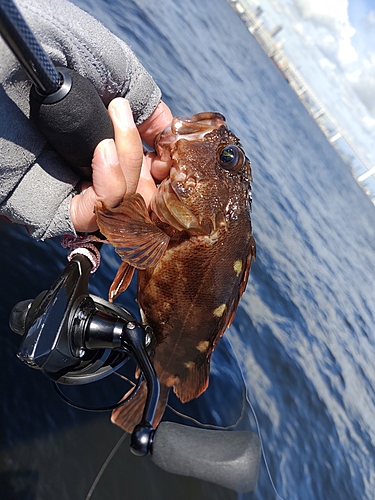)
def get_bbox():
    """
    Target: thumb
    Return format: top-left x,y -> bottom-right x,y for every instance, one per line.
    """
70,139 -> 126,233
